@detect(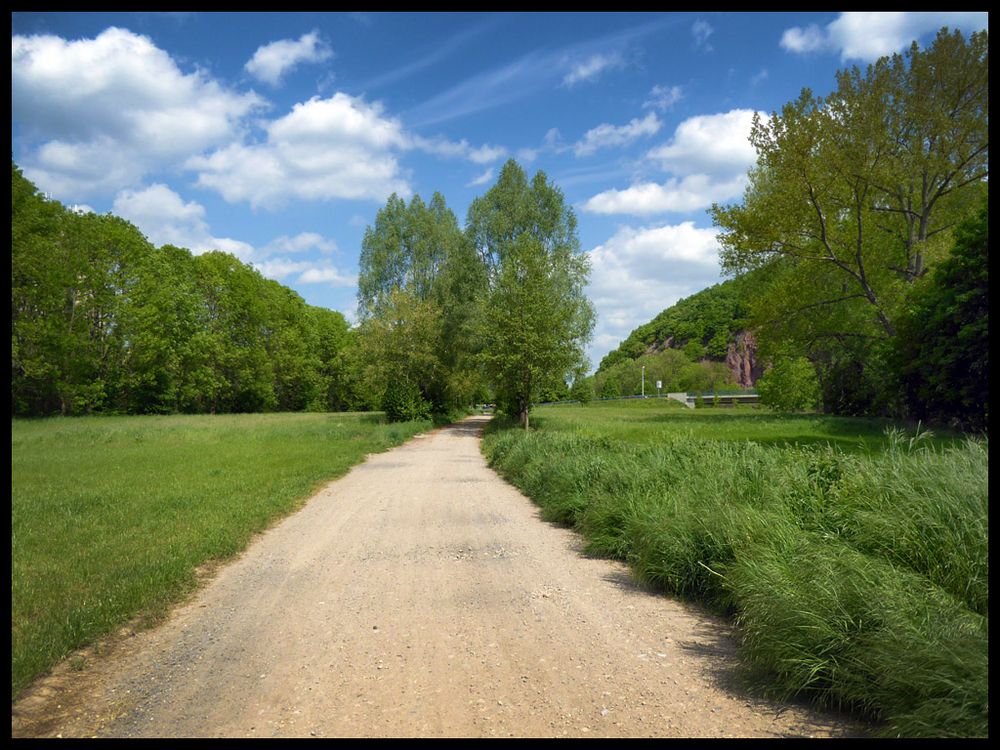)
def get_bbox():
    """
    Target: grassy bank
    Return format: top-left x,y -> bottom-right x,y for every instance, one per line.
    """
482,403 -> 987,737
11,411 -> 431,698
